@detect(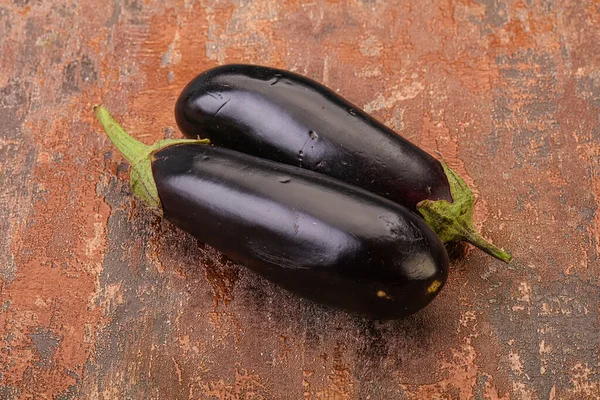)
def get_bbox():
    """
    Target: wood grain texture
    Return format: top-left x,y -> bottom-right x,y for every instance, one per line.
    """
0,0 -> 599,398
